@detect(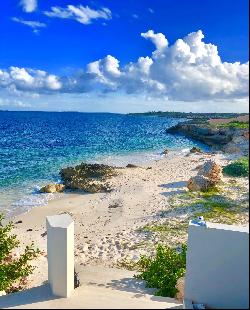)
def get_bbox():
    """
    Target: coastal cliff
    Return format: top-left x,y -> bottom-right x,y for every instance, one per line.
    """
166,119 -> 249,155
